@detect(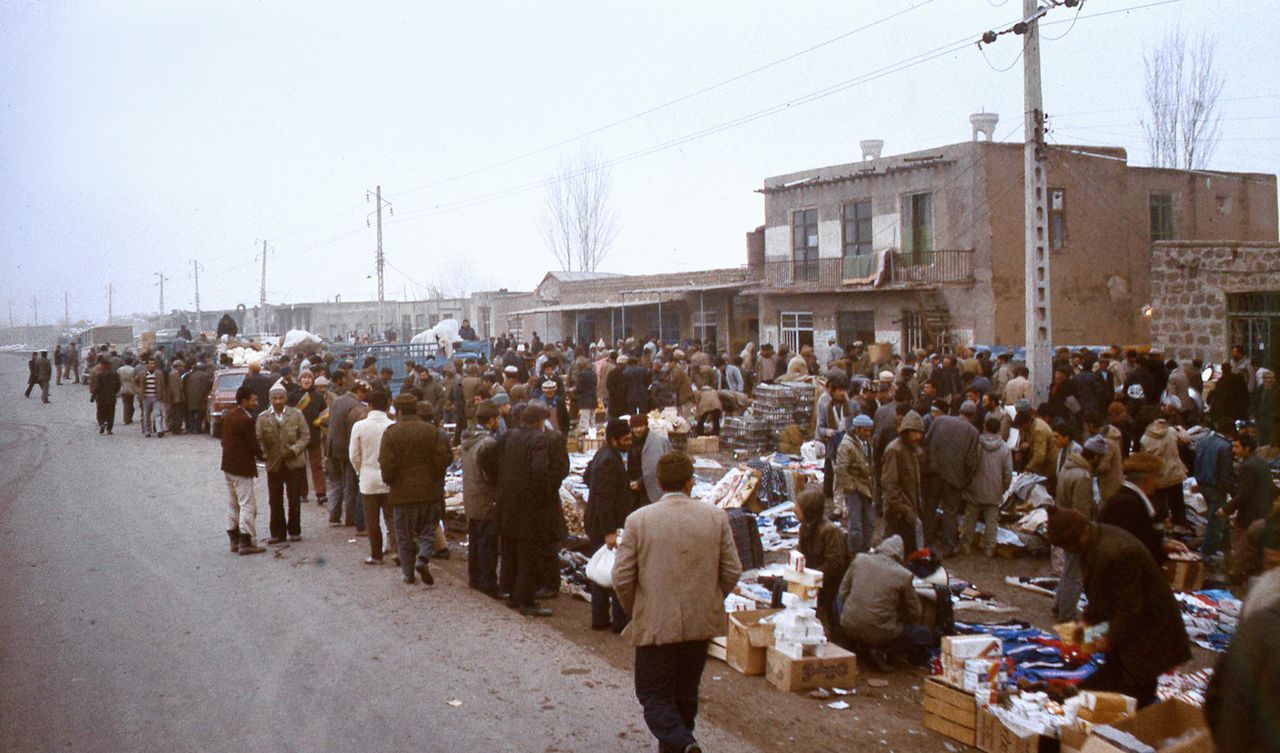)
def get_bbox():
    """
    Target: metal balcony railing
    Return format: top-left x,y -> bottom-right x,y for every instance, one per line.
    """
760,249 -> 974,288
